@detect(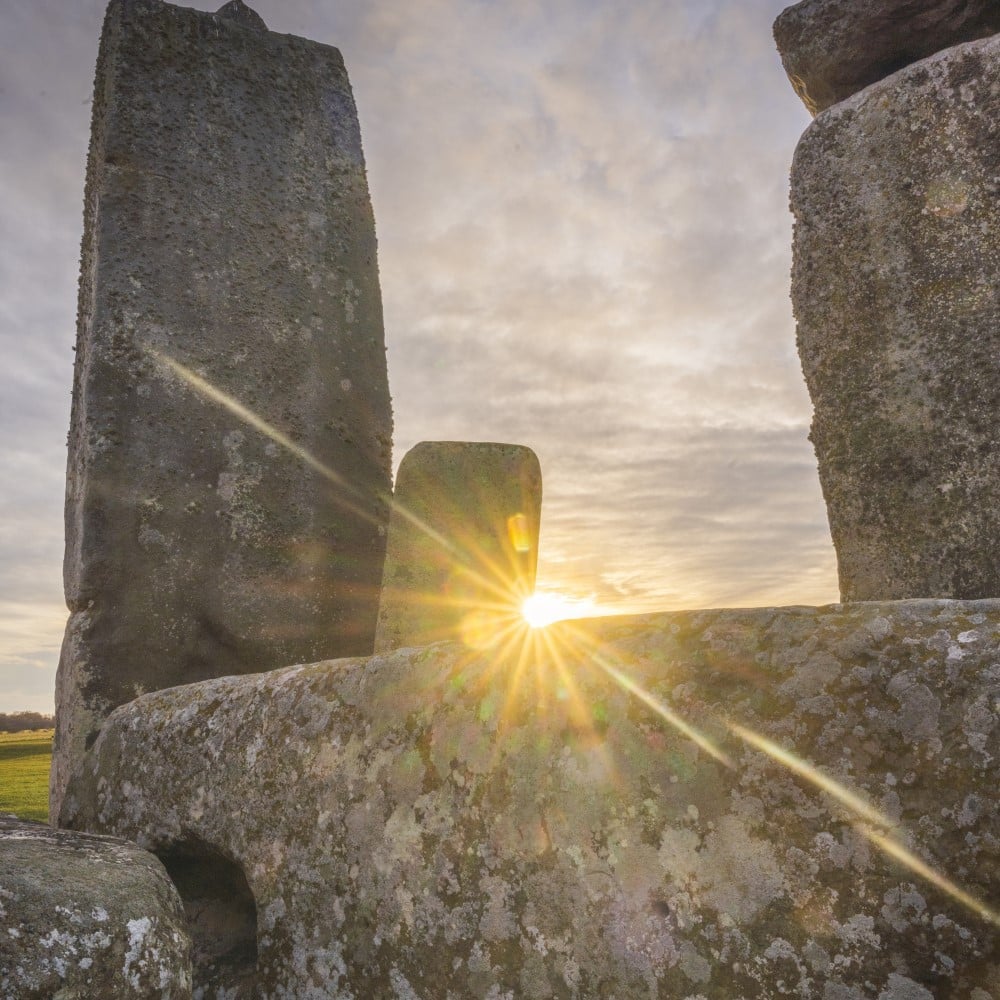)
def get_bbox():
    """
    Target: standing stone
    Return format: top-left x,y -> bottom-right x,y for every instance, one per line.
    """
374,442 -> 542,651
774,0 -> 1000,114
0,816 -> 192,998
790,34 -> 1000,601
53,0 -> 393,817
